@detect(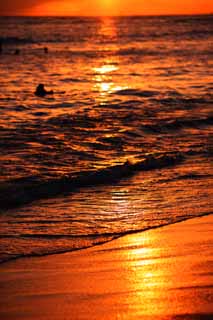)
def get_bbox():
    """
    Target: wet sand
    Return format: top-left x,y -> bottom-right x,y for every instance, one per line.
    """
0,215 -> 213,320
